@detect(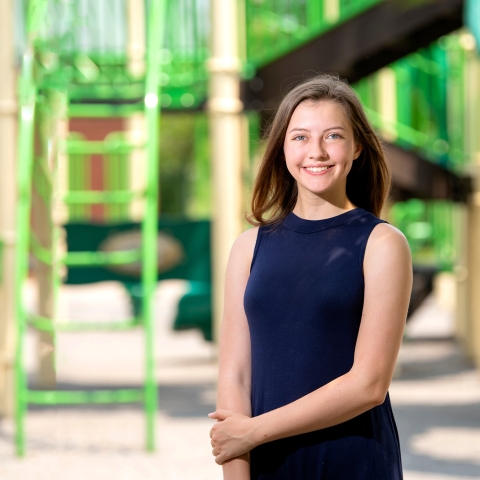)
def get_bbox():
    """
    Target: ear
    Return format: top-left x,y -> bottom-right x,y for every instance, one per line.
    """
353,143 -> 363,160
